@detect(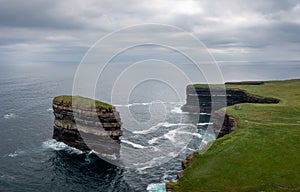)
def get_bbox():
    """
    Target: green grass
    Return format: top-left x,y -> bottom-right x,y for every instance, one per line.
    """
53,95 -> 113,109
169,79 -> 300,191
